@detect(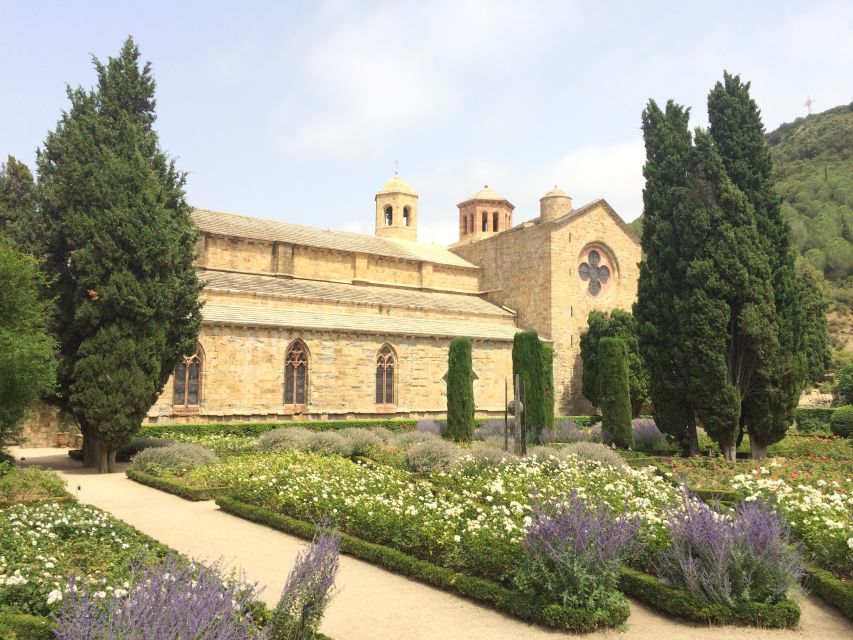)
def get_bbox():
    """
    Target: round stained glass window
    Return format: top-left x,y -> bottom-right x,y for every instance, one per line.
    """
579,249 -> 611,296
